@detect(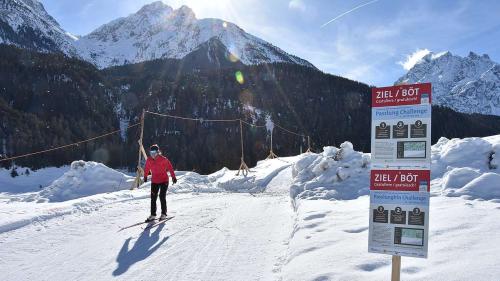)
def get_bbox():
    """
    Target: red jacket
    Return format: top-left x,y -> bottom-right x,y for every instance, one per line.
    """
144,155 -> 176,184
